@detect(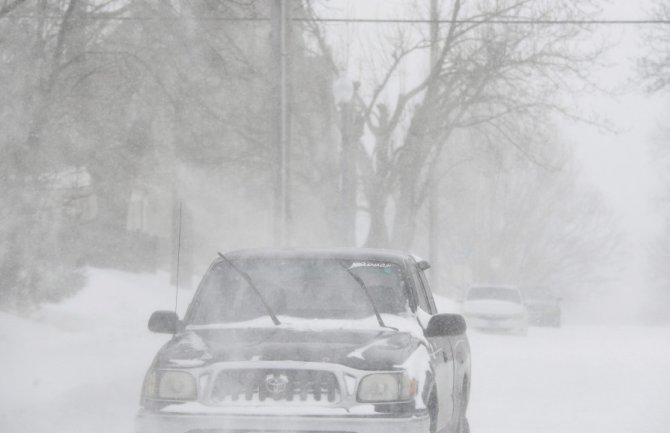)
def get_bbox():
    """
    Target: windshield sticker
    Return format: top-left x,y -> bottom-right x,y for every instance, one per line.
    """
350,262 -> 396,273
350,261 -> 393,268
